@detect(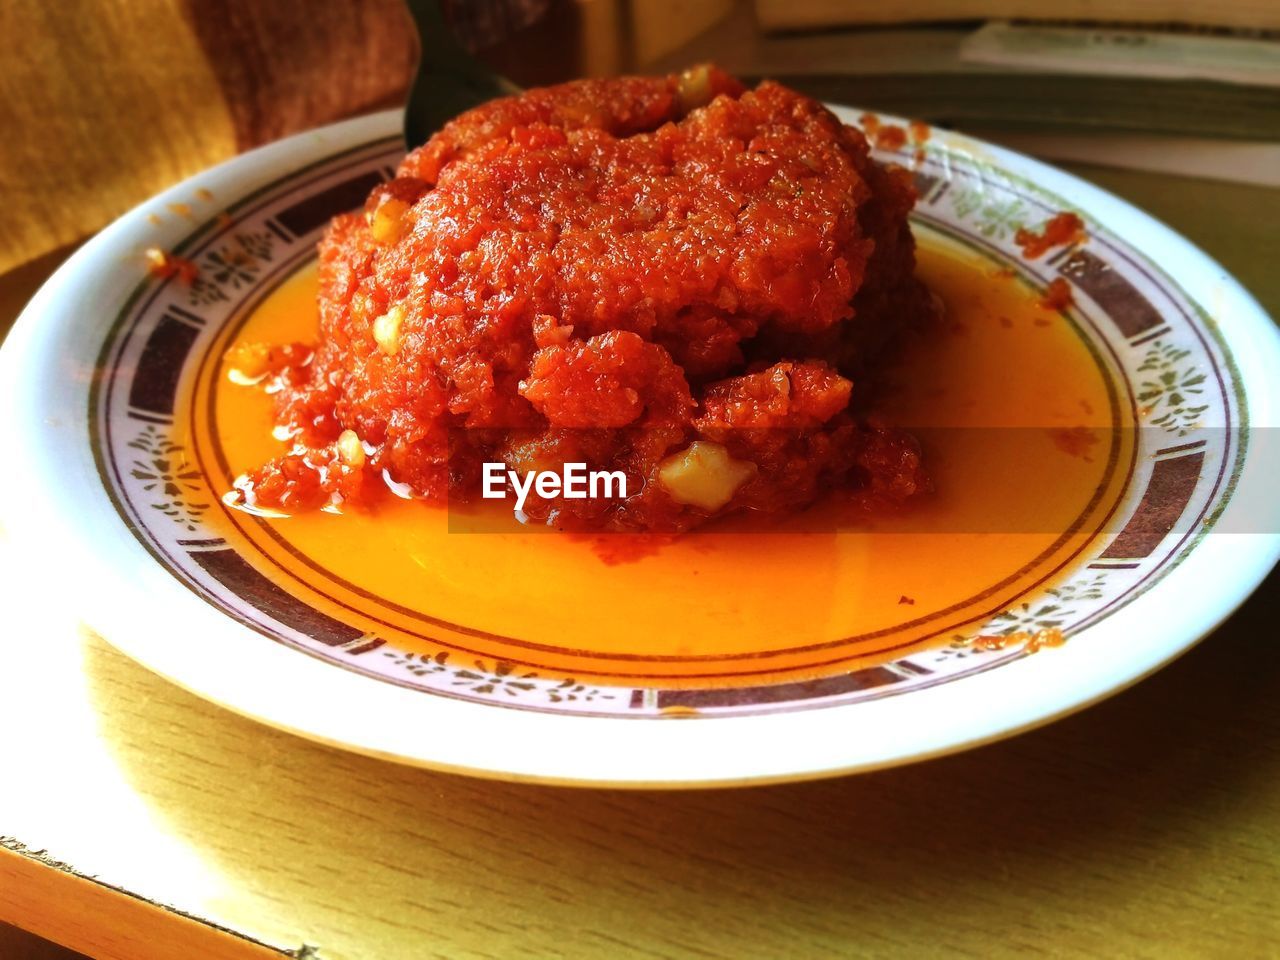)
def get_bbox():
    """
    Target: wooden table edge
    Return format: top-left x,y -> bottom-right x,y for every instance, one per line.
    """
0,841 -> 303,960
